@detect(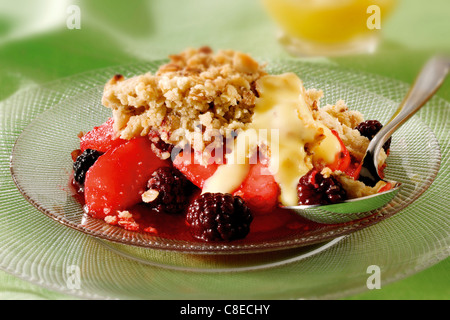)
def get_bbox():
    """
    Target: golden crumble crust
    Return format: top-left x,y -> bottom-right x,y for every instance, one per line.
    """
102,47 -> 267,153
